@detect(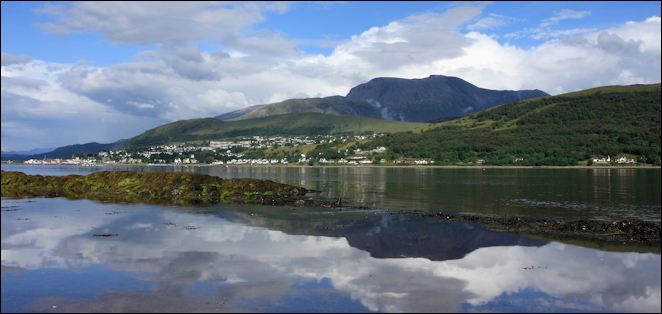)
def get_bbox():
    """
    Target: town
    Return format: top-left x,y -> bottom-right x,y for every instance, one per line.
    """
16,133 -> 641,167
21,134 -> 434,166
